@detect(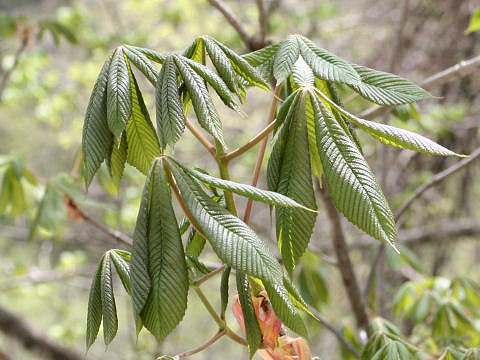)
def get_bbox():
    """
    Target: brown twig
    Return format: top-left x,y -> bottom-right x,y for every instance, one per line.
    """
307,305 -> 361,358
317,179 -> 371,335
173,330 -> 226,359
186,119 -> 217,159
395,147 -> 480,221
221,120 -> 277,162
207,0 -> 252,49
256,0 -> 267,46
243,84 -> 282,223
360,55 -> 480,120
